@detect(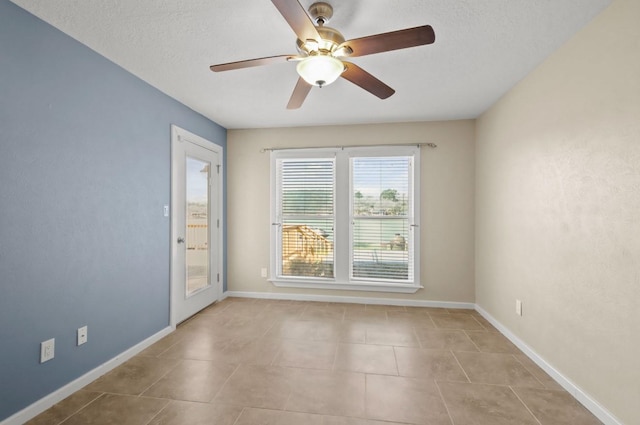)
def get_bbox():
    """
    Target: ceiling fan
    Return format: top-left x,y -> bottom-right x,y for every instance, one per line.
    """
210,0 -> 436,109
